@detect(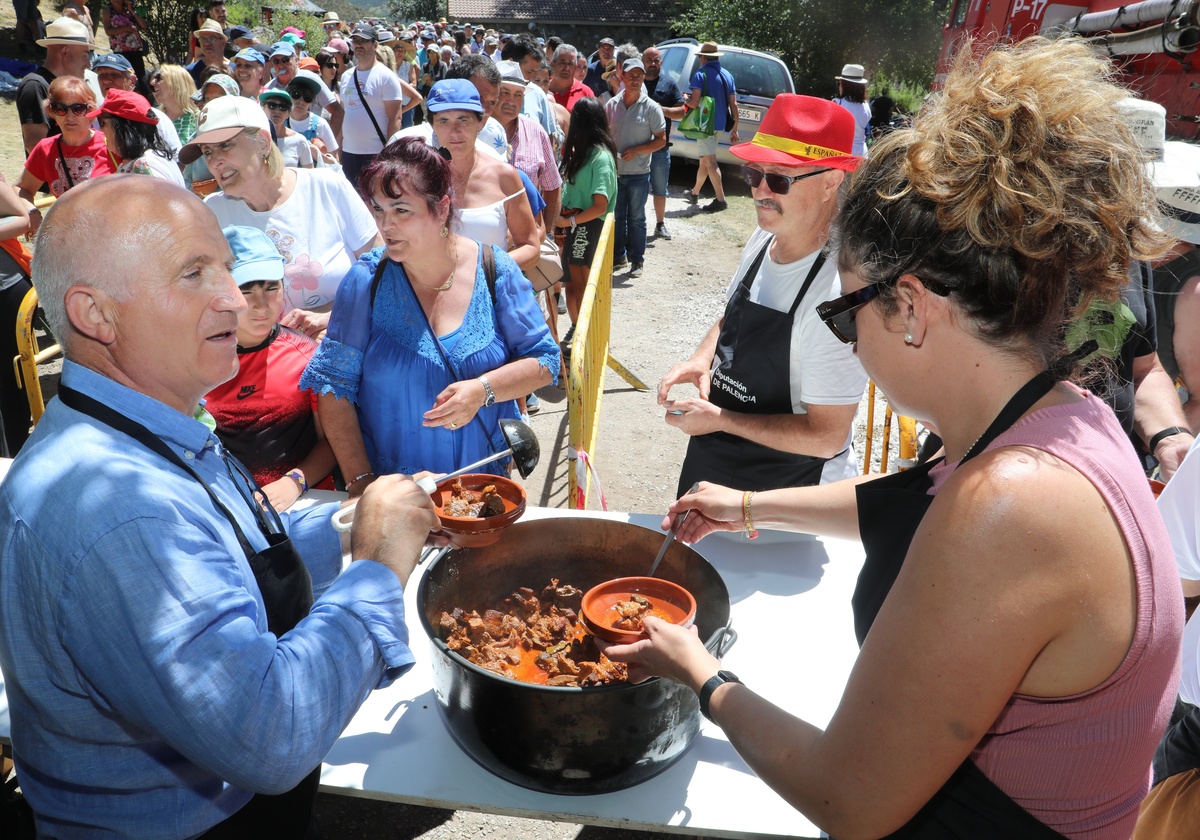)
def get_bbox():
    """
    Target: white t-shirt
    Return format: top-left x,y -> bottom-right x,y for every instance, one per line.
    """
389,121 -> 504,160
1155,435 -> 1200,703
276,132 -> 314,167
339,63 -> 404,154
288,112 -> 339,153
722,226 -> 868,481
119,150 -> 186,186
205,168 -> 378,313
833,98 -> 871,157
